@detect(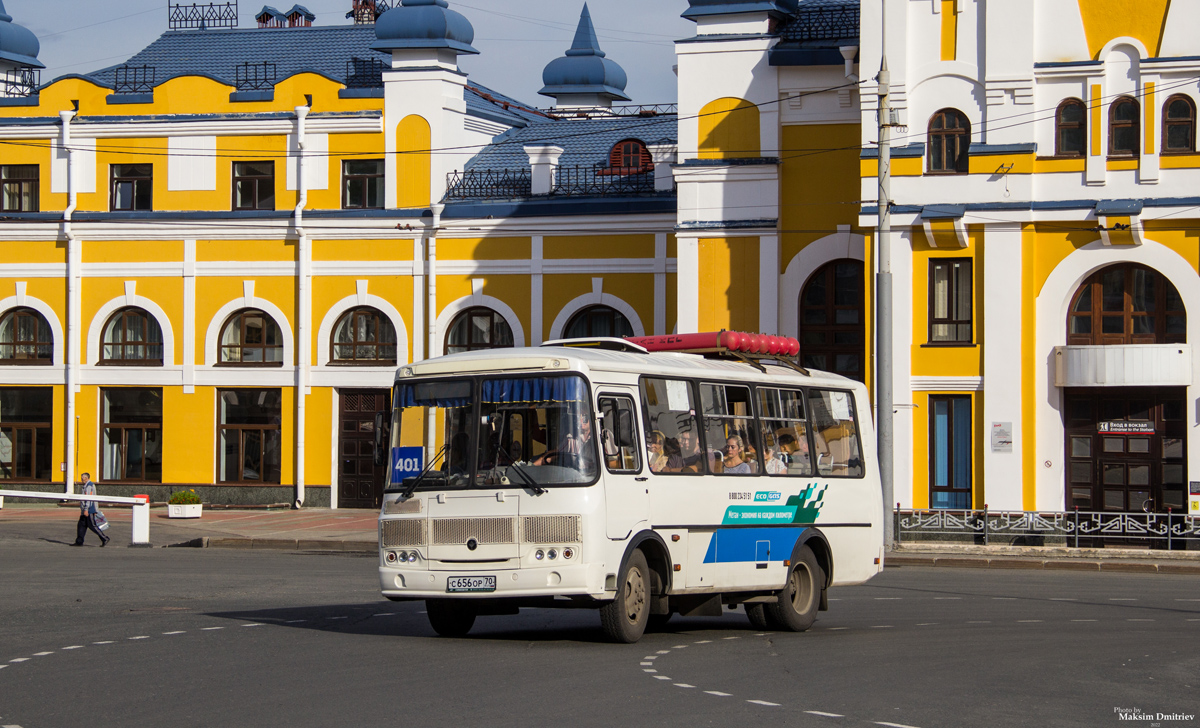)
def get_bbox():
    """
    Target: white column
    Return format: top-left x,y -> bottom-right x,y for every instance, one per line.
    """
890,229 -> 915,508
758,234 -> 779,333
411,236 -> 425,363
653,233 -> 667,335
183,239 -> 196,393
982,223 -> 1024,510
531,236 -> 544,345
676,235 -> 699,333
